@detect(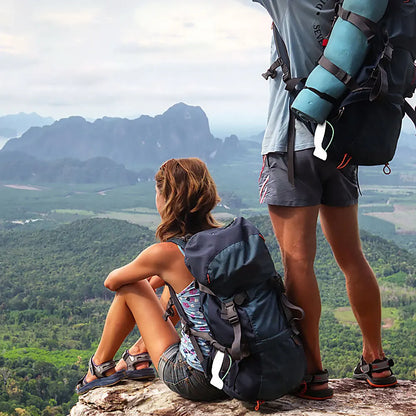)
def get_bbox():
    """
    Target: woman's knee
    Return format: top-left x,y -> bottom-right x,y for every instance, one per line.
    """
116,280 -> 150,297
